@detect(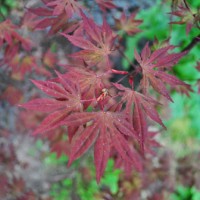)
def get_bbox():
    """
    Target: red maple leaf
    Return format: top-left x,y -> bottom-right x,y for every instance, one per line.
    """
46,0 -> 84,17
169,5 -> 200,34
0,19 -> 32,51
134,43 -> 189,101
113,83 -> 165,152
144,131 -> 161,156
62,65 -> 111,103
61,110 -> 141,182
63,12 -> 116,68
95,0 -> 116,12
28,4 -> 80,35
115,11 -> 143,35
19,71 -> 83,135
21,12 -> 40,31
